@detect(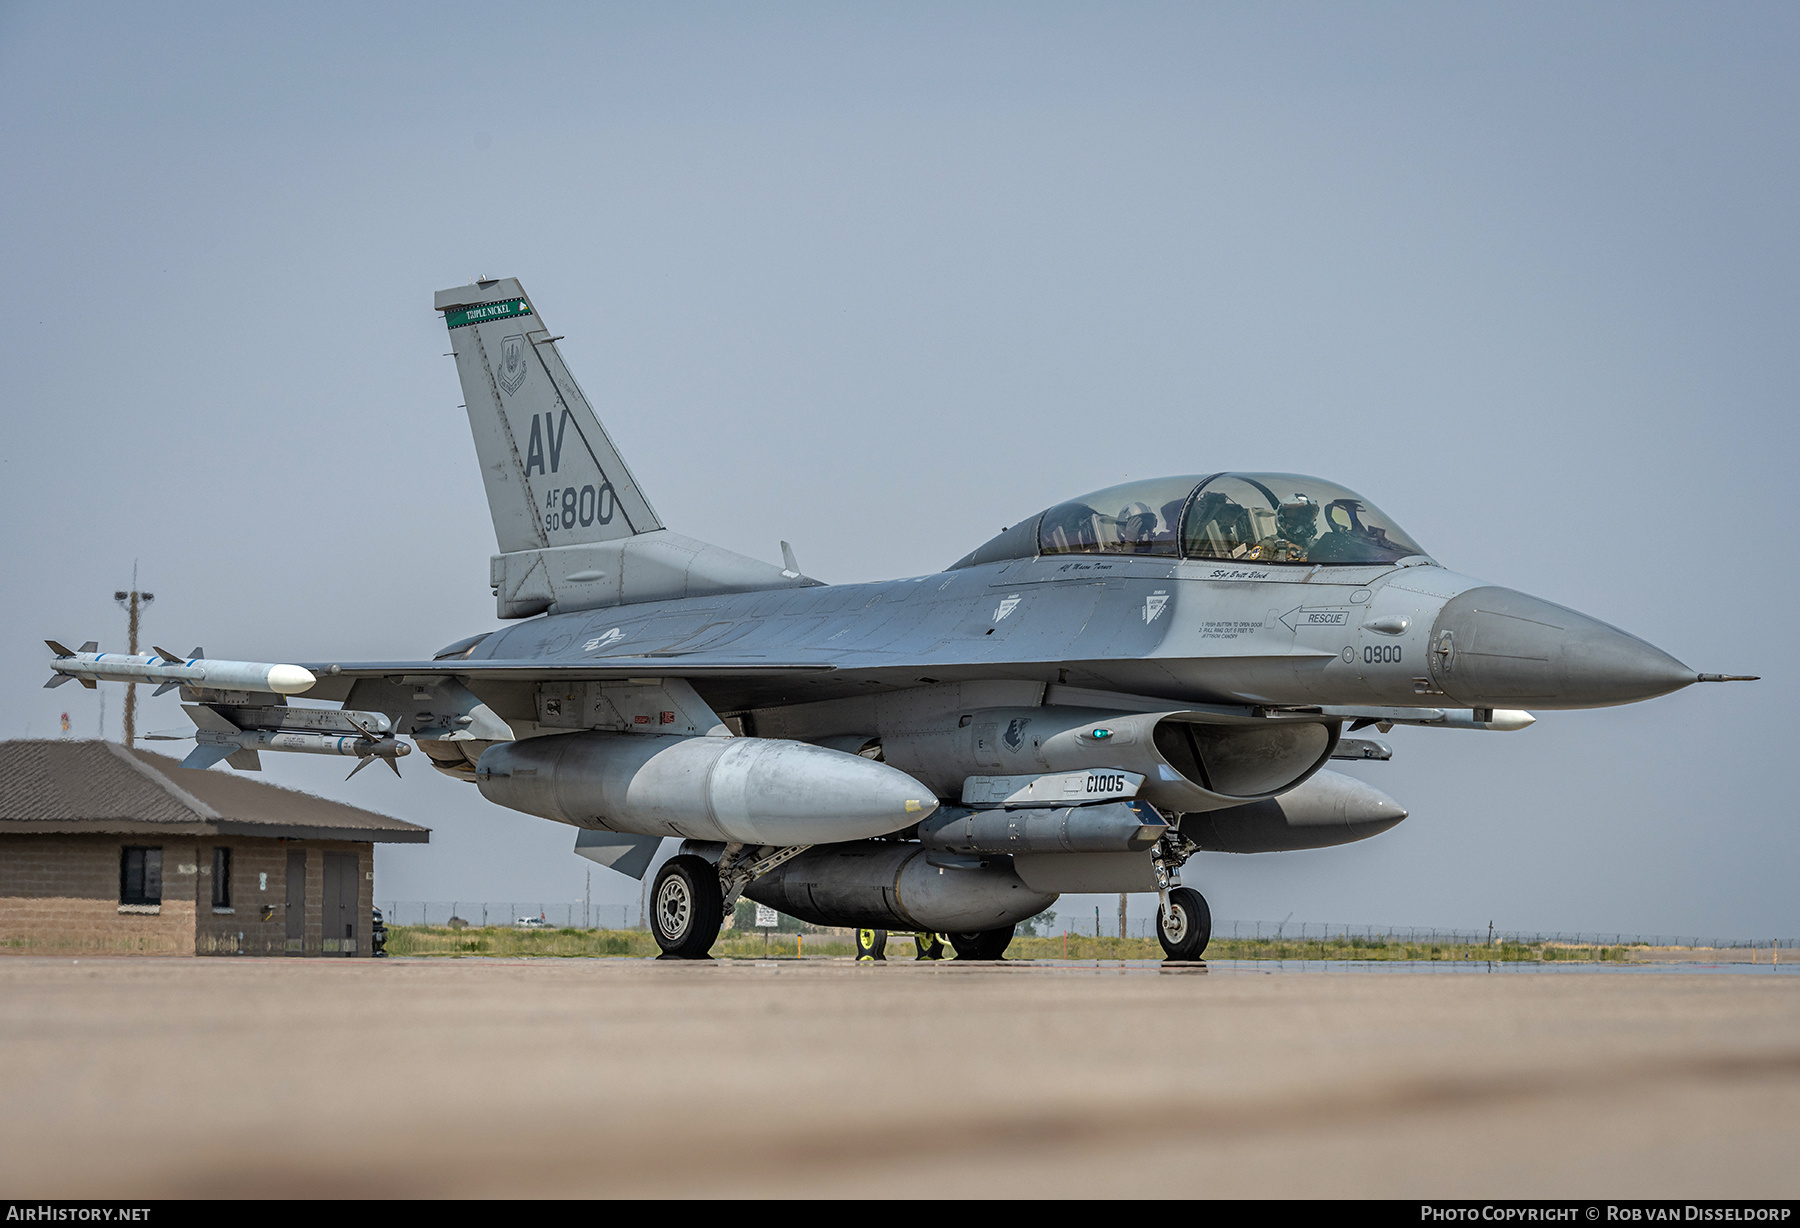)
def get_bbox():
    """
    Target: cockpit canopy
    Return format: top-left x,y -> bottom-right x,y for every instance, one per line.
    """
954,473 -> 1430,569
